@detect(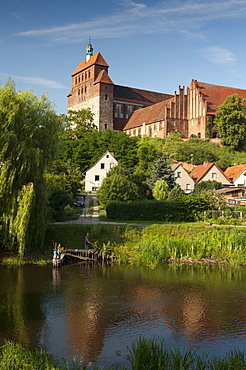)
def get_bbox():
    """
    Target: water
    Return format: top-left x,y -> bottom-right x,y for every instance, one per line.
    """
1,263 -> 246,366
